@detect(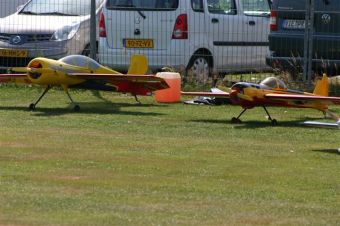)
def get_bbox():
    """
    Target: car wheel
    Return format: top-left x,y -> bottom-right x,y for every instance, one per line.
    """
82,44 -> 91,57
82,44 -> 98,60
188,55 -> 211,84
